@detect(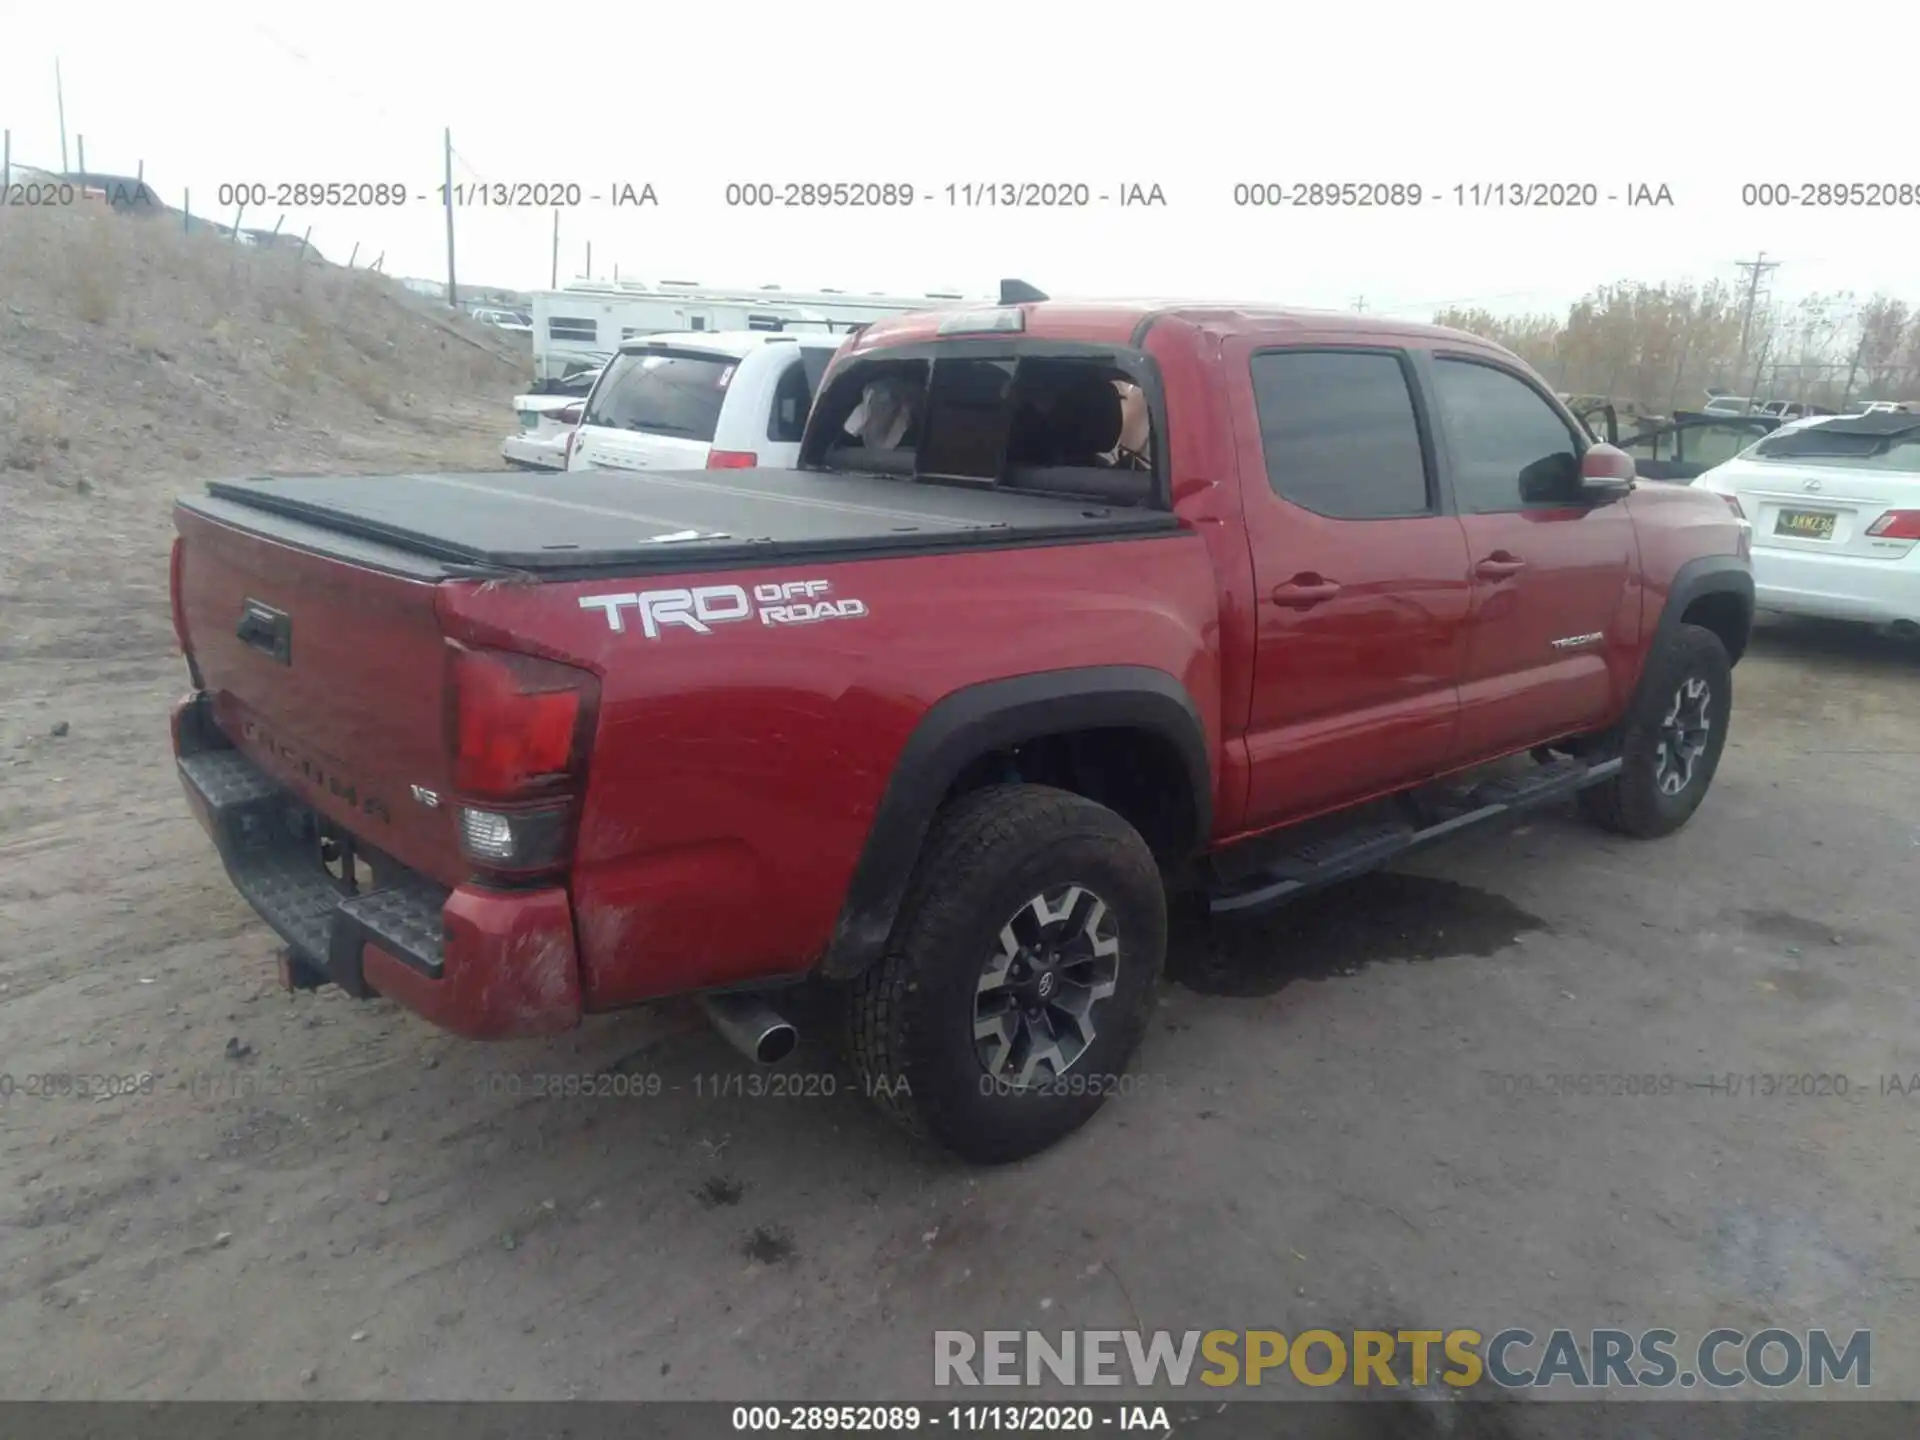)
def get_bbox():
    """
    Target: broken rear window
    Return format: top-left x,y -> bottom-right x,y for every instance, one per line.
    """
806,352 -> 1159,506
